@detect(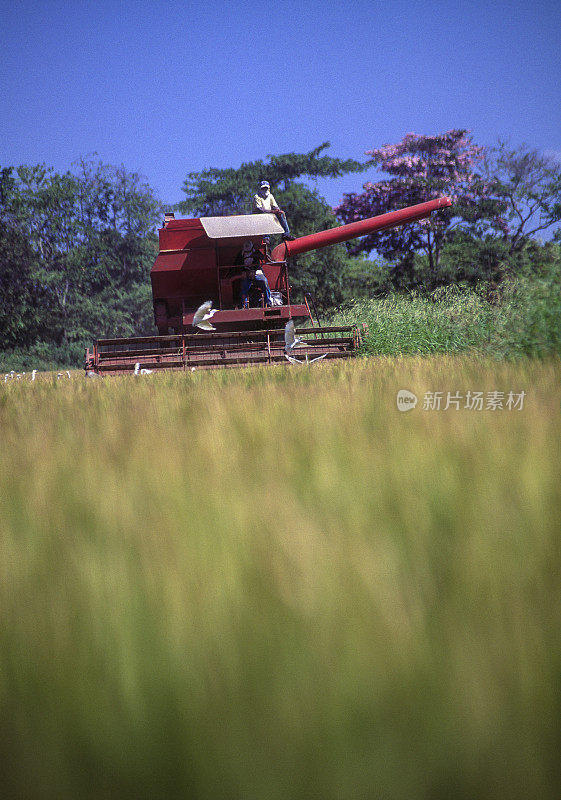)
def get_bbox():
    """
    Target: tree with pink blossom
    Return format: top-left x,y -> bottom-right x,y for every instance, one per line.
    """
335,130 -> 503,286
